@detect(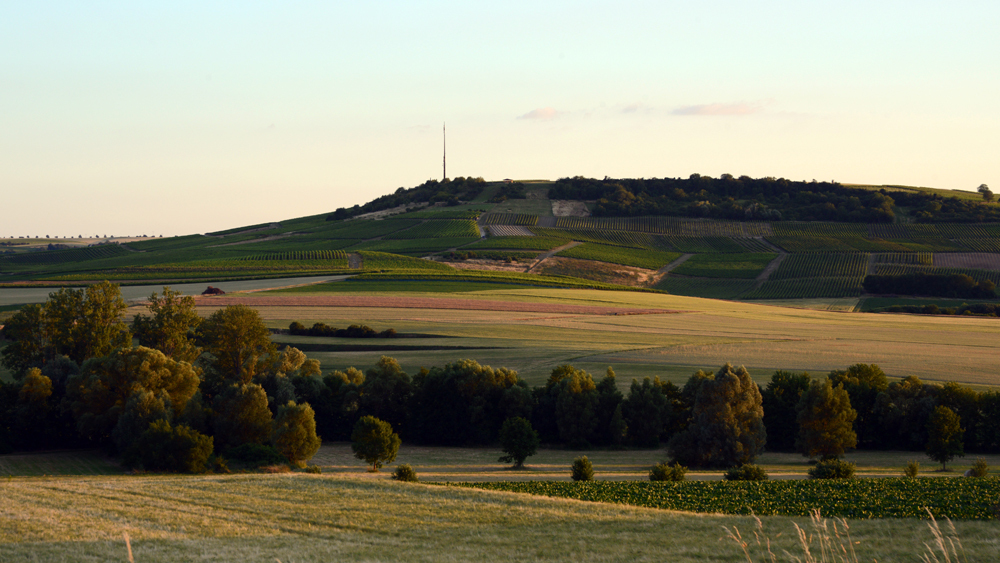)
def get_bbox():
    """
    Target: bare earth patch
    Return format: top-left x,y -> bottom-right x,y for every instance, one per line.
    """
192,294 -> 677,315
352,202 -> 430,220
551,200 -> 590,217
447,260 -> 531,273
934,252 -> 1000,270
535,256 -> 662,287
